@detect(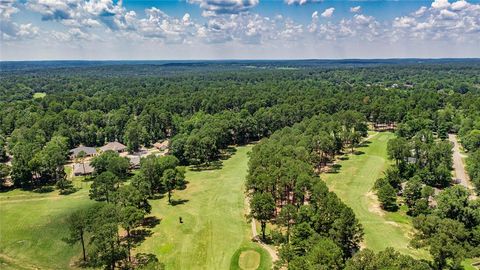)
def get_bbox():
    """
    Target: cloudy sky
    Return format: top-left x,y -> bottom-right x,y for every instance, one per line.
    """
1,0 -> 480,60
